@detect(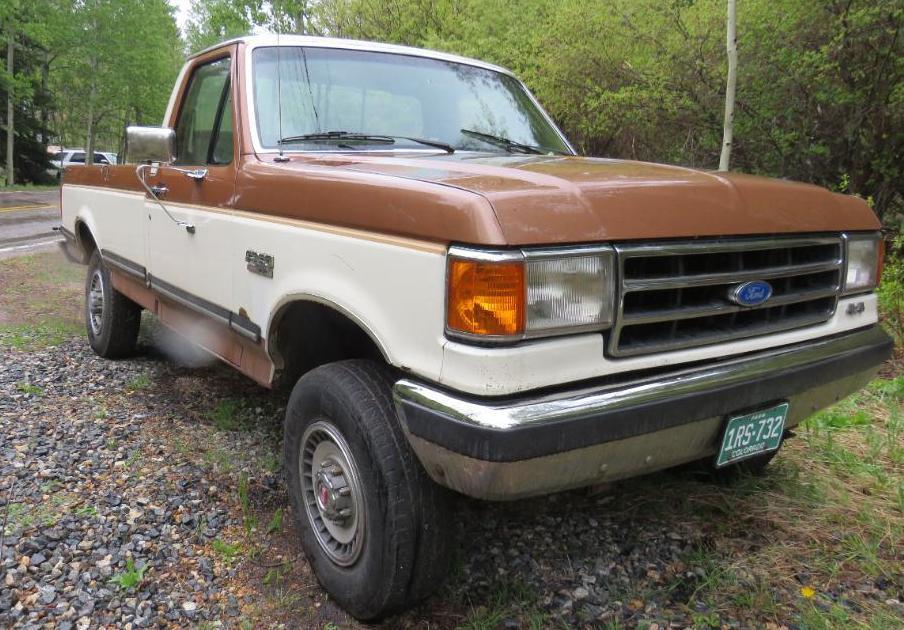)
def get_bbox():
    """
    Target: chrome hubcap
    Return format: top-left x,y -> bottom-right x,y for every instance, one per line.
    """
300,420 -> 365,566
88,269 -> 105,336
